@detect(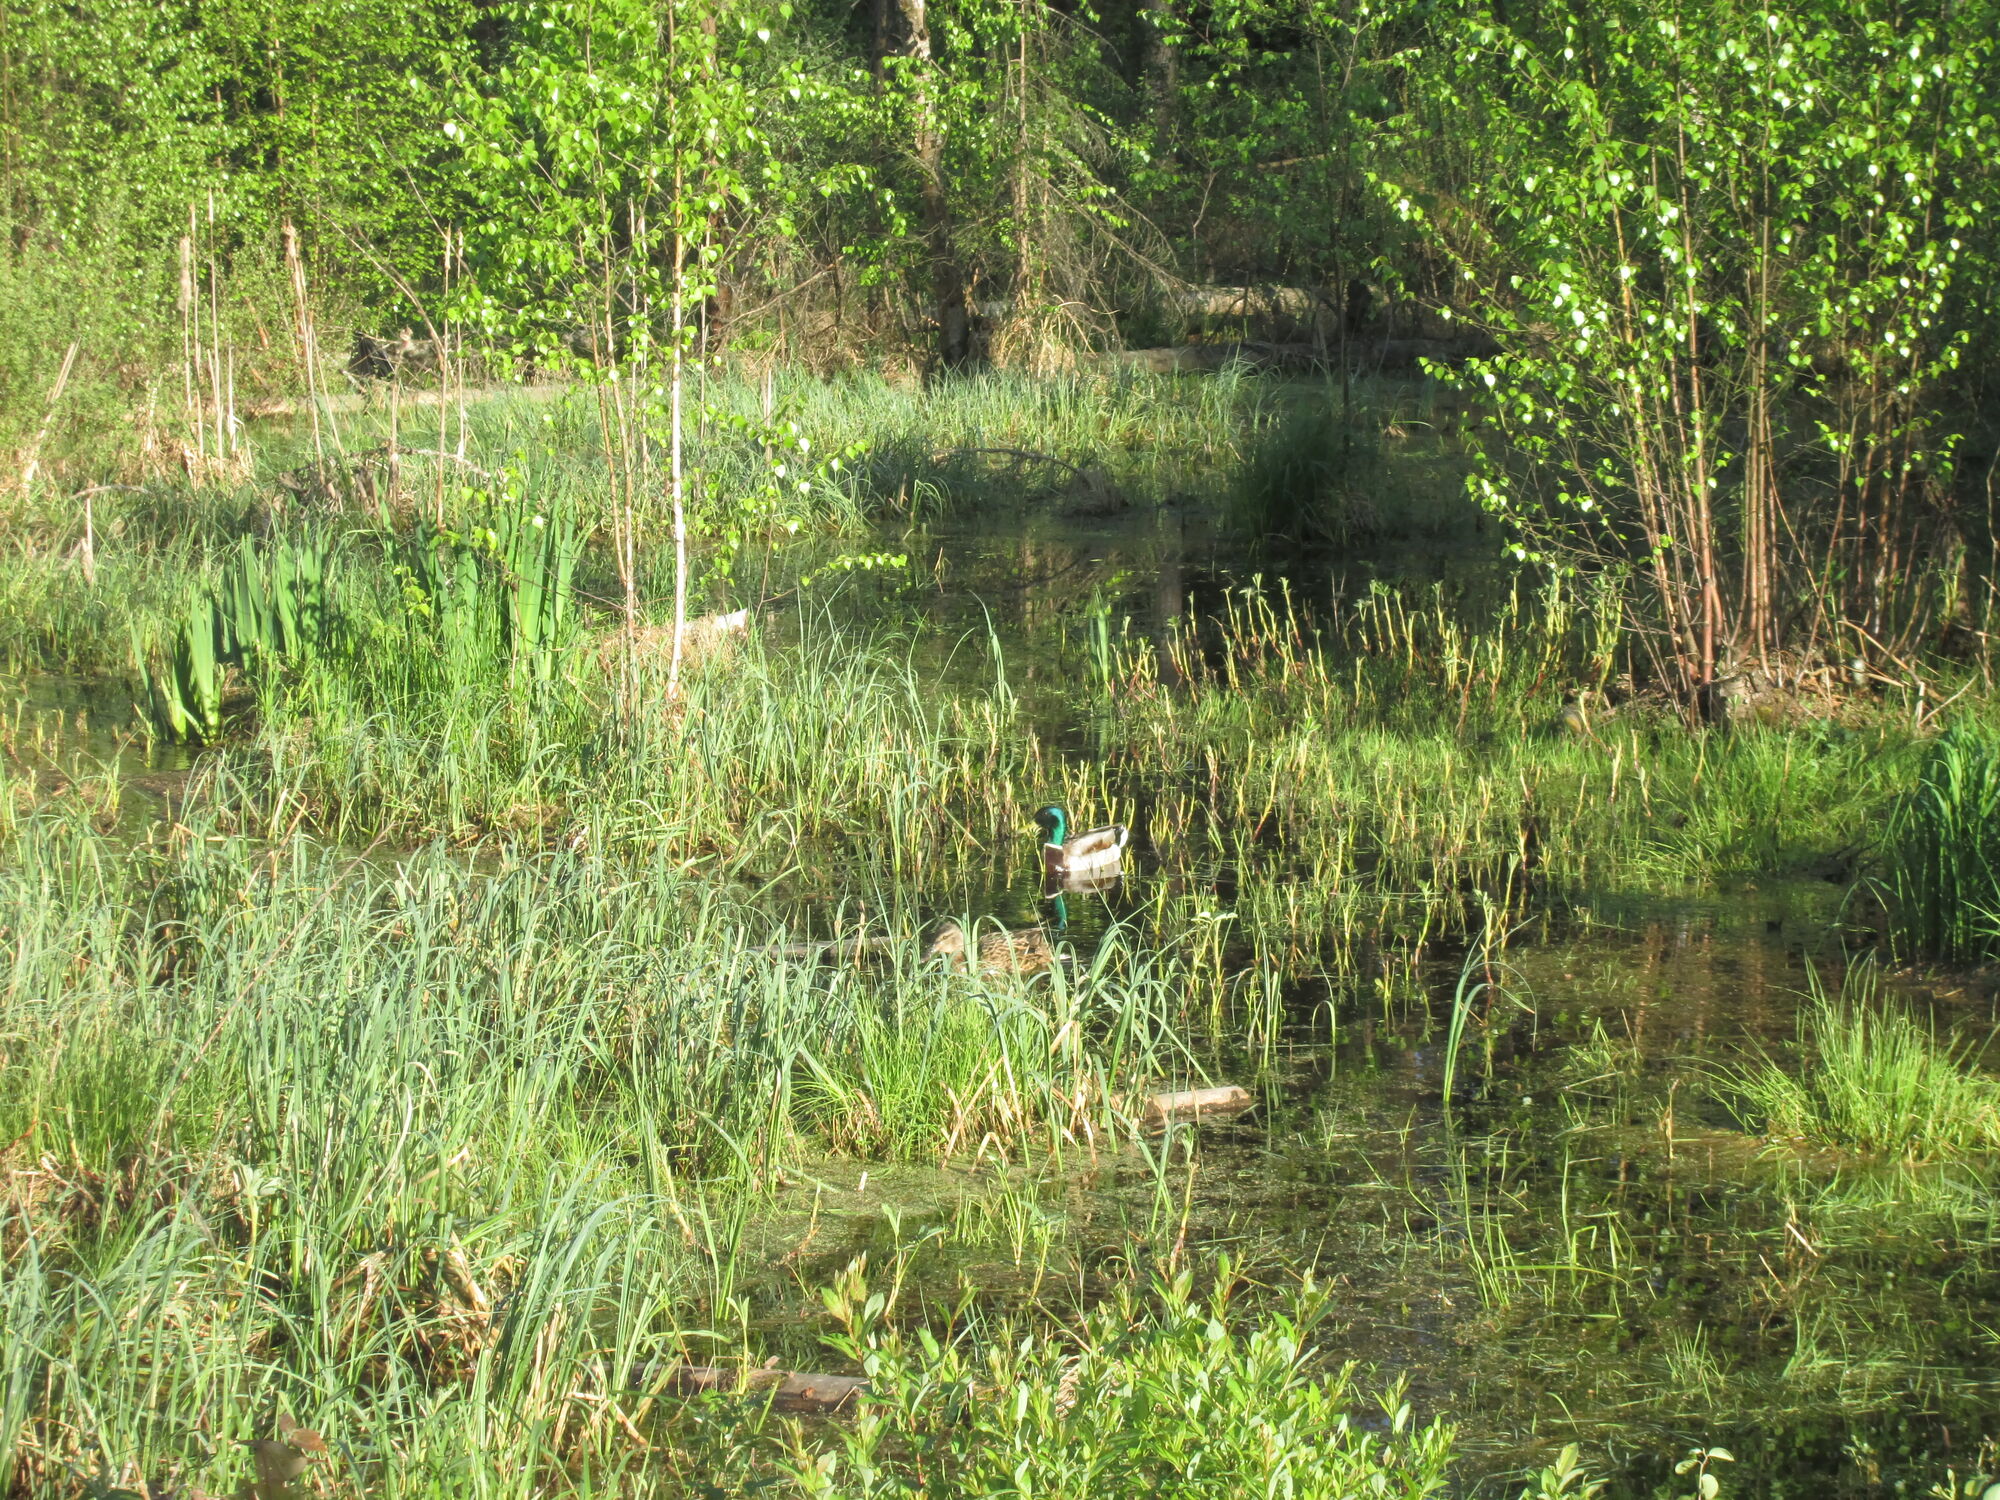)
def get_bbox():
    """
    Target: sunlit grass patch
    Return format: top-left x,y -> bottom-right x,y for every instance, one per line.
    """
1721,971 -> 2000,1159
